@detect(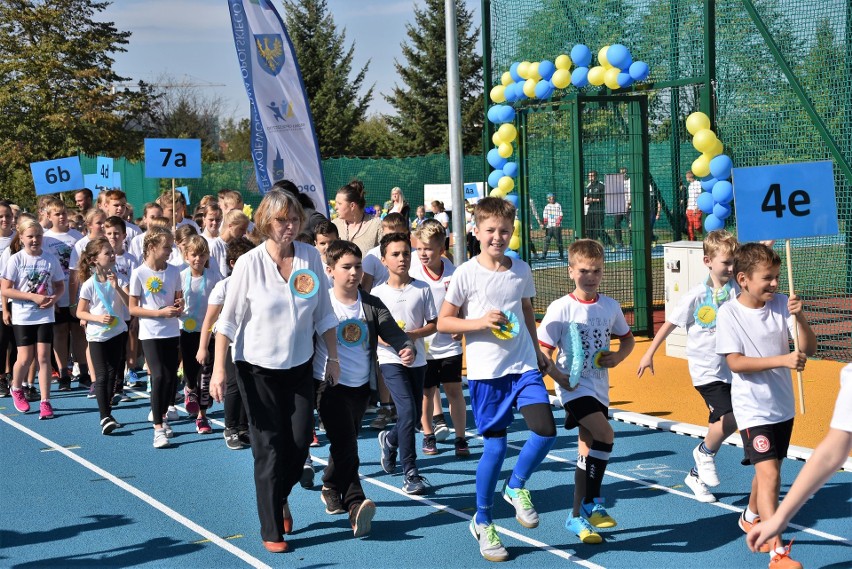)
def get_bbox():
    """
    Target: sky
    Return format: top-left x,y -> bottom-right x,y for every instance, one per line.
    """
103,0 -> 481,120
